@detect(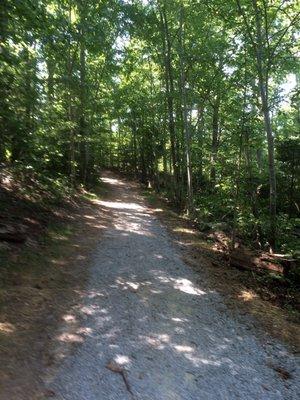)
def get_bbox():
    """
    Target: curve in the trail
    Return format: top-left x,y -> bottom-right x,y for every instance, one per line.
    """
48,173 -> 300,400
